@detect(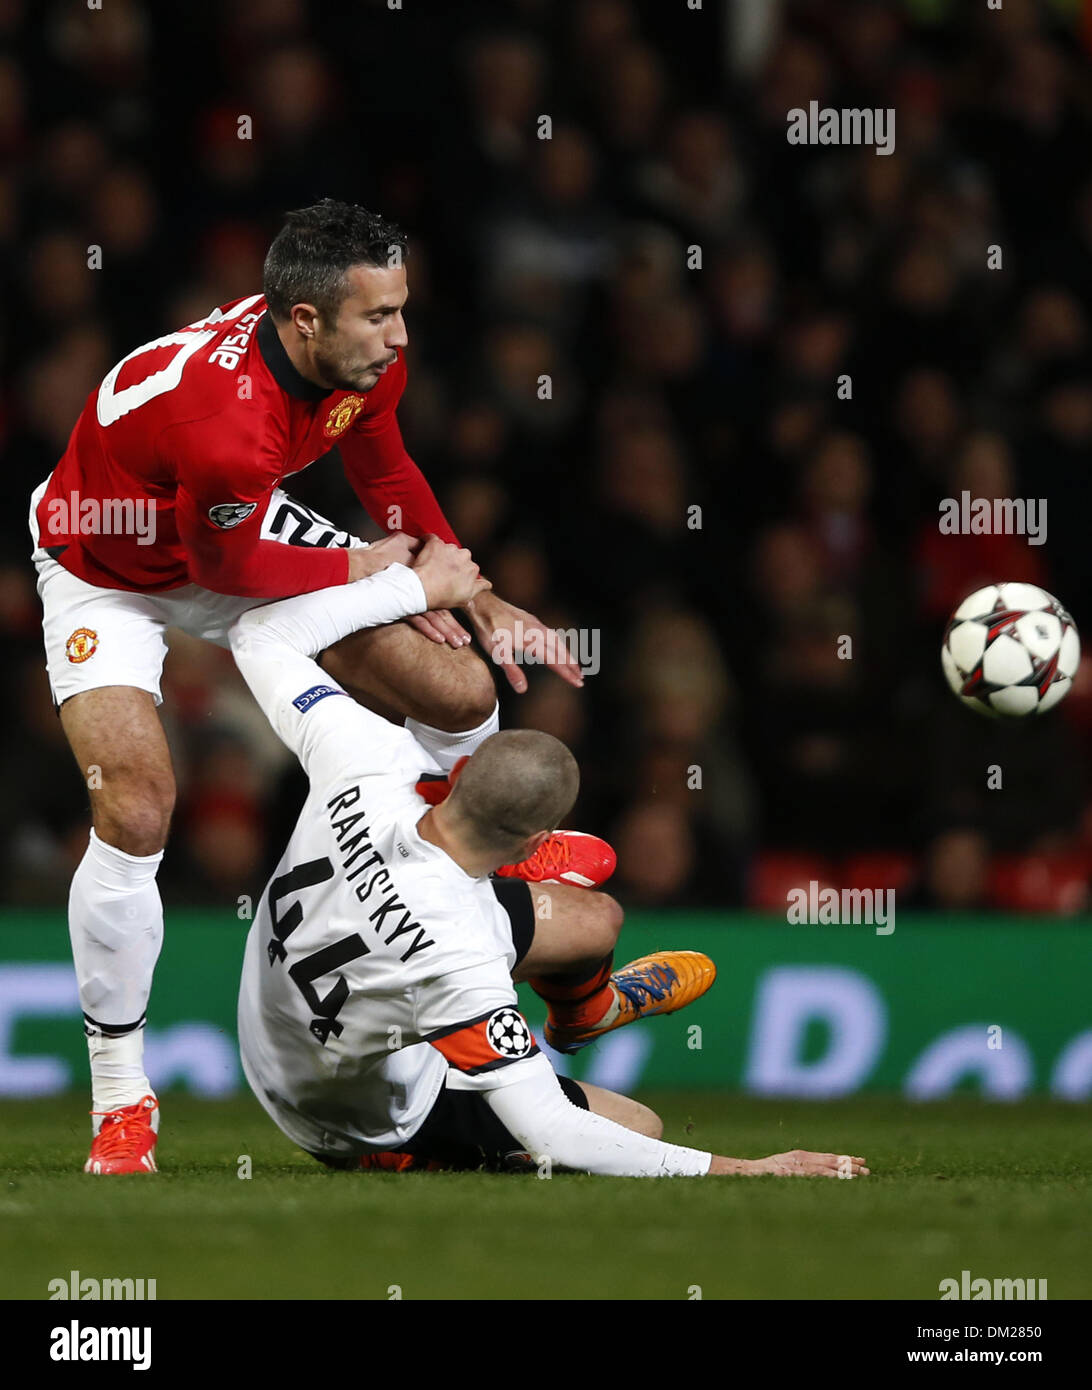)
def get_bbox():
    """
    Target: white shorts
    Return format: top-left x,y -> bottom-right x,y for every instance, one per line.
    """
29,481 -> 368,708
